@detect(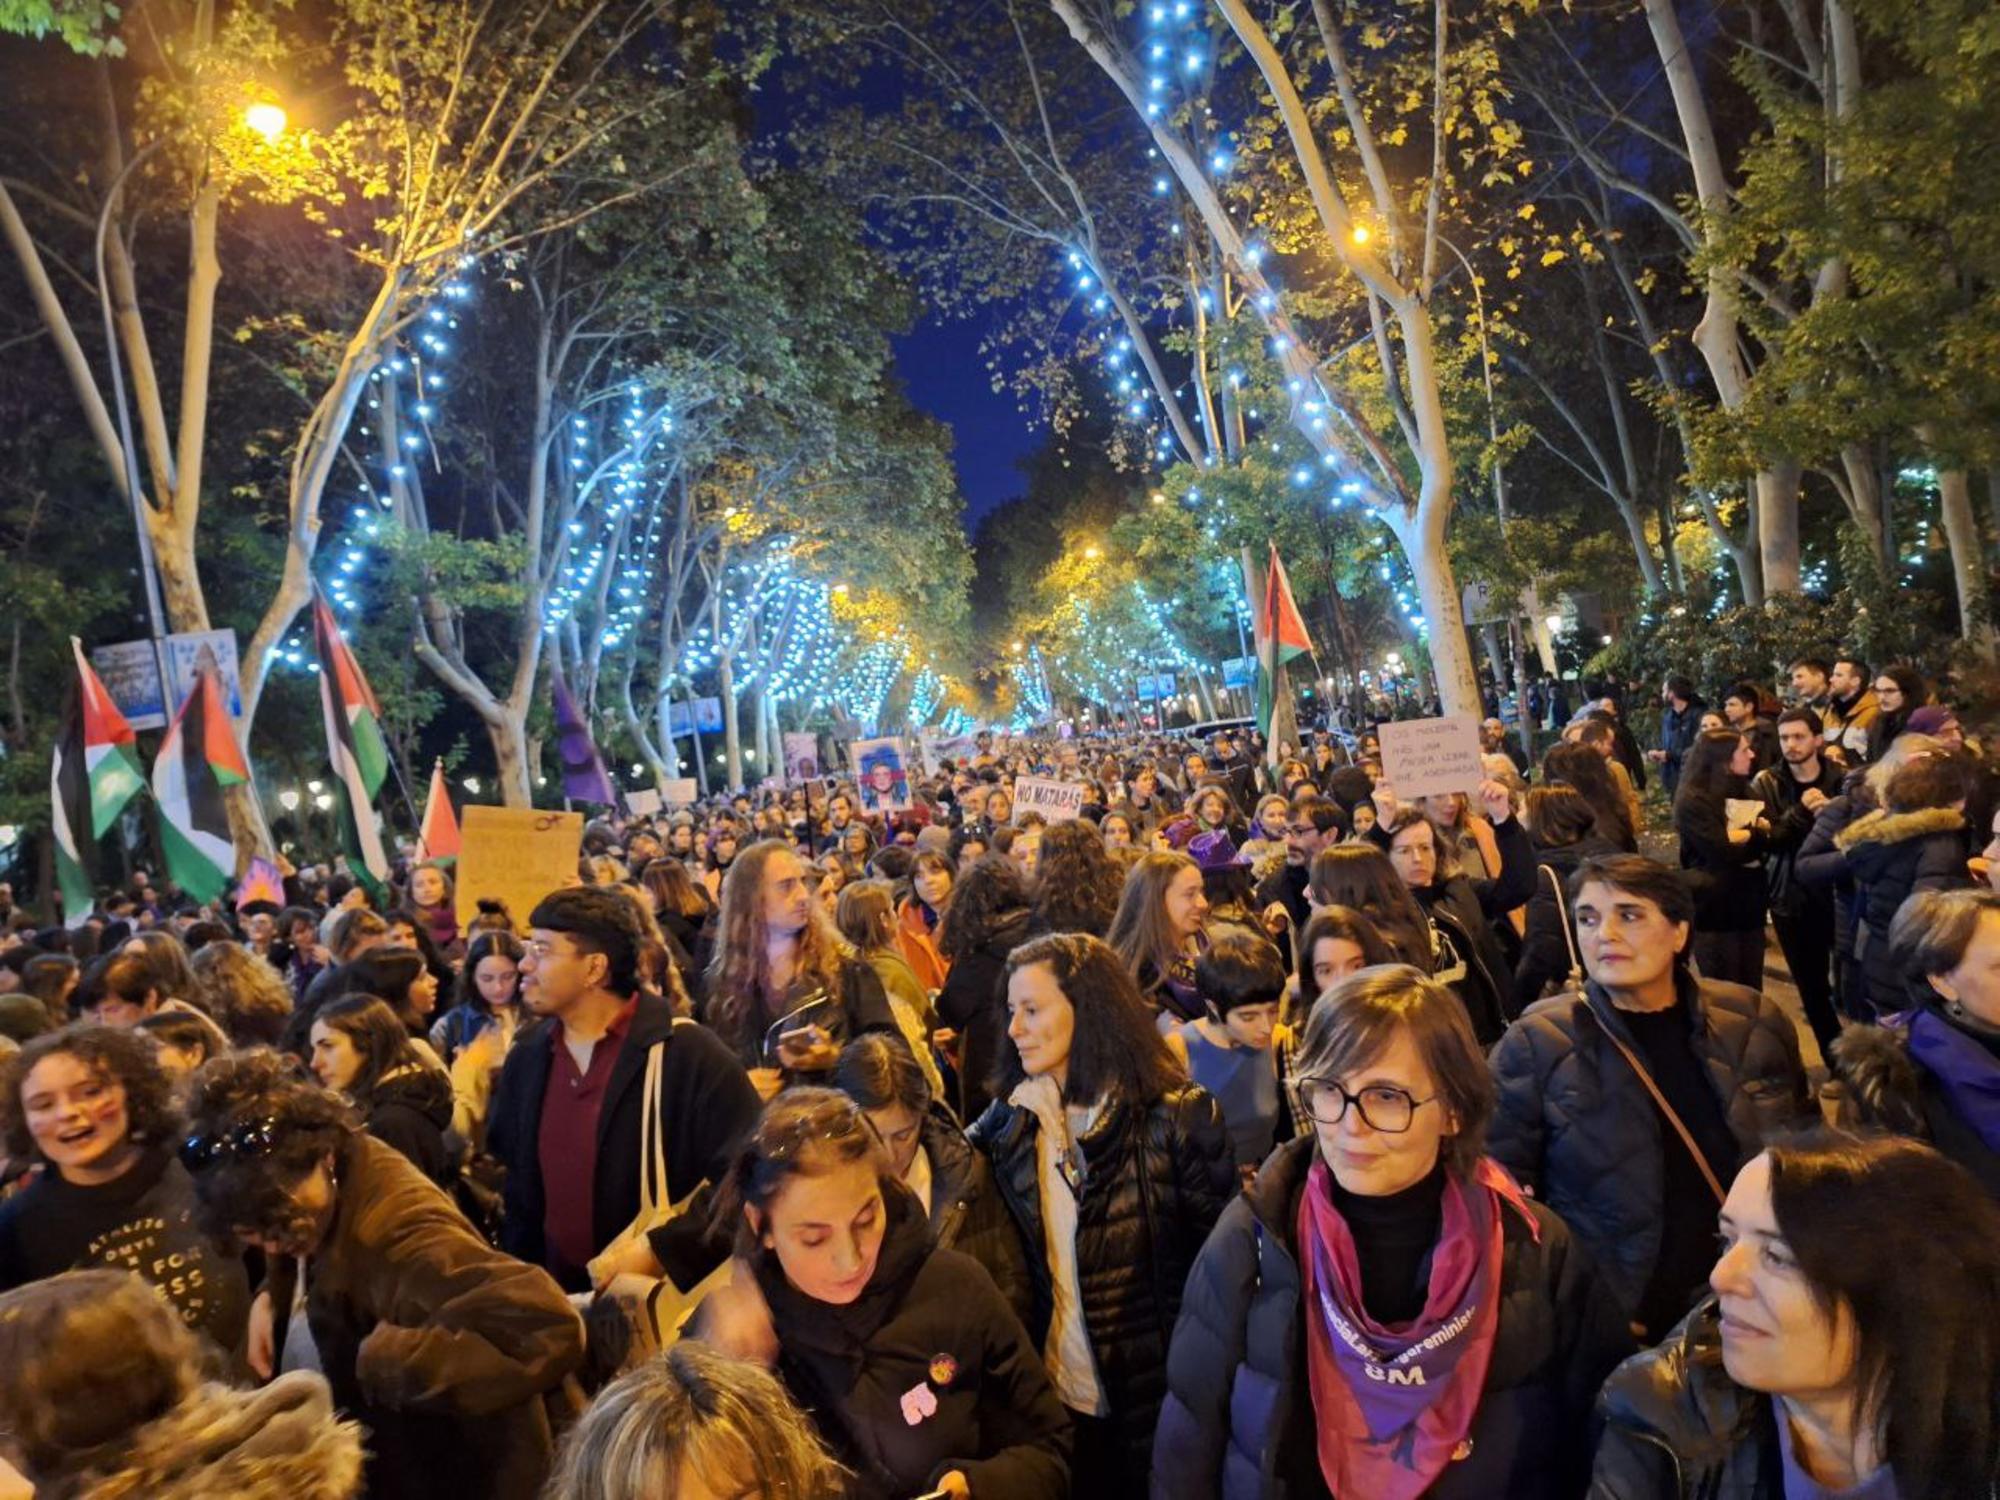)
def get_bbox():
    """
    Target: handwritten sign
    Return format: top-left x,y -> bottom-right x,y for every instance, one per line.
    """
661,778 -> 699,807
455,806 -> 584,934
625,788 -> 662,817
1377,715 -> 1485,801
1012,776 -> 1086,824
